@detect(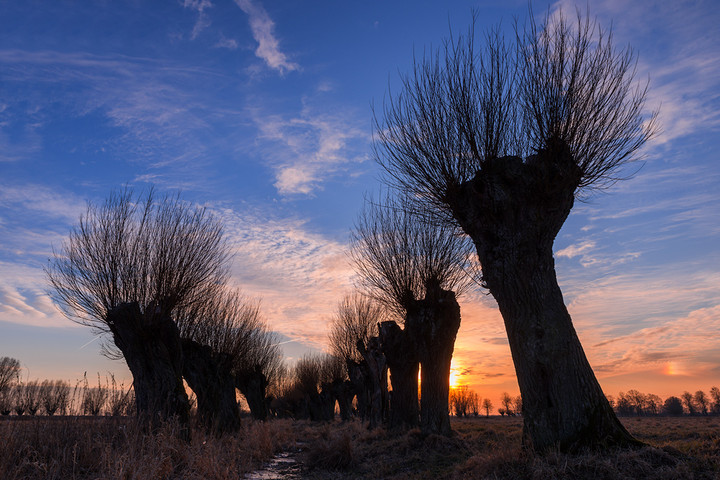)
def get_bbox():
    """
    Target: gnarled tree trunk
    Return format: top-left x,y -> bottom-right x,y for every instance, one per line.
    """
181,338 -> 240,434
407,282 -> 461,436
360,337 -> 388,429
329,378 -> 354,421
236,367 -> 269,421
379,321 -> 419,430
450,145 -> 638,451
347,360 -> 369,420
108,302 -> 190,440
